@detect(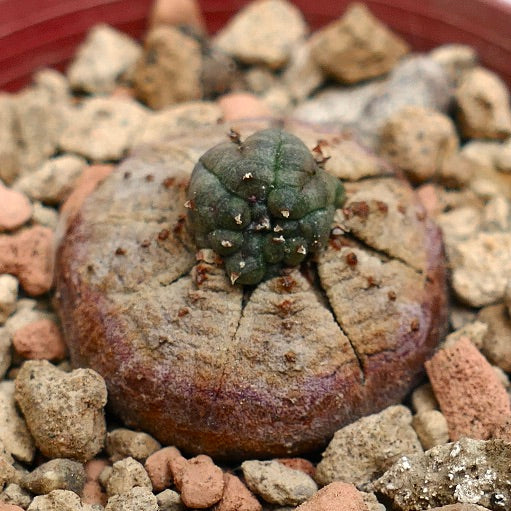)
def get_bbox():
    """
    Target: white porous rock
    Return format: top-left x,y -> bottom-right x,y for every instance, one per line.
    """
316,405 -> 423,489
0,482 -> 32,508
411,383 -> 438,414
214,0 -> 307,70
412,410 -> 449,450
4,298 -> 55,337
14,360 -> 107,462
450,231 -> 511,307
0,381 -> 35,463
28,489 -> 97,511
0,94 -> 21,184
444,321 -> 488,350
106,428 -> 161,463
32,68 -> 71,104
15,154 -> 87,205
59,97 -> 149,161
241,460 -> 317,506
0,328 -> 11,381
372,438 -> 511,510
481,195 -> 511,232
106,486 -> 158,511
32,202 -> 59,230
156,489 -> 183,511
68,24 -> 141,94
430,44 -> 478,86
0,274 -> 18,324
106,457 -> 152,497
